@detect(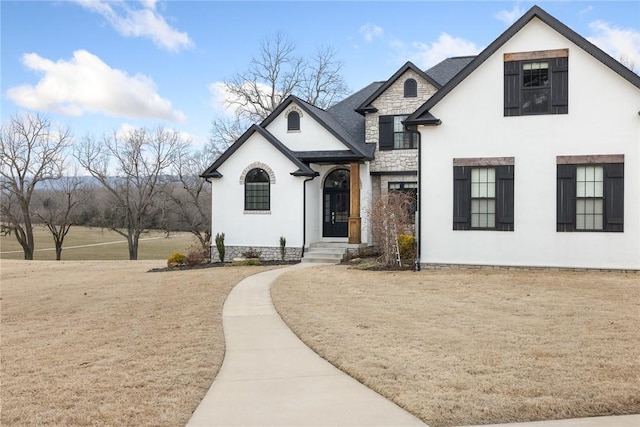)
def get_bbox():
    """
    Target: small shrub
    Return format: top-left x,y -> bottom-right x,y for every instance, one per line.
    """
242,248 -> 261,259
184,244 -> 207,267
167,252 -> 185,267
397,234 -> 416,260
215,232 -> 225,262
279,236 -> 286,262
